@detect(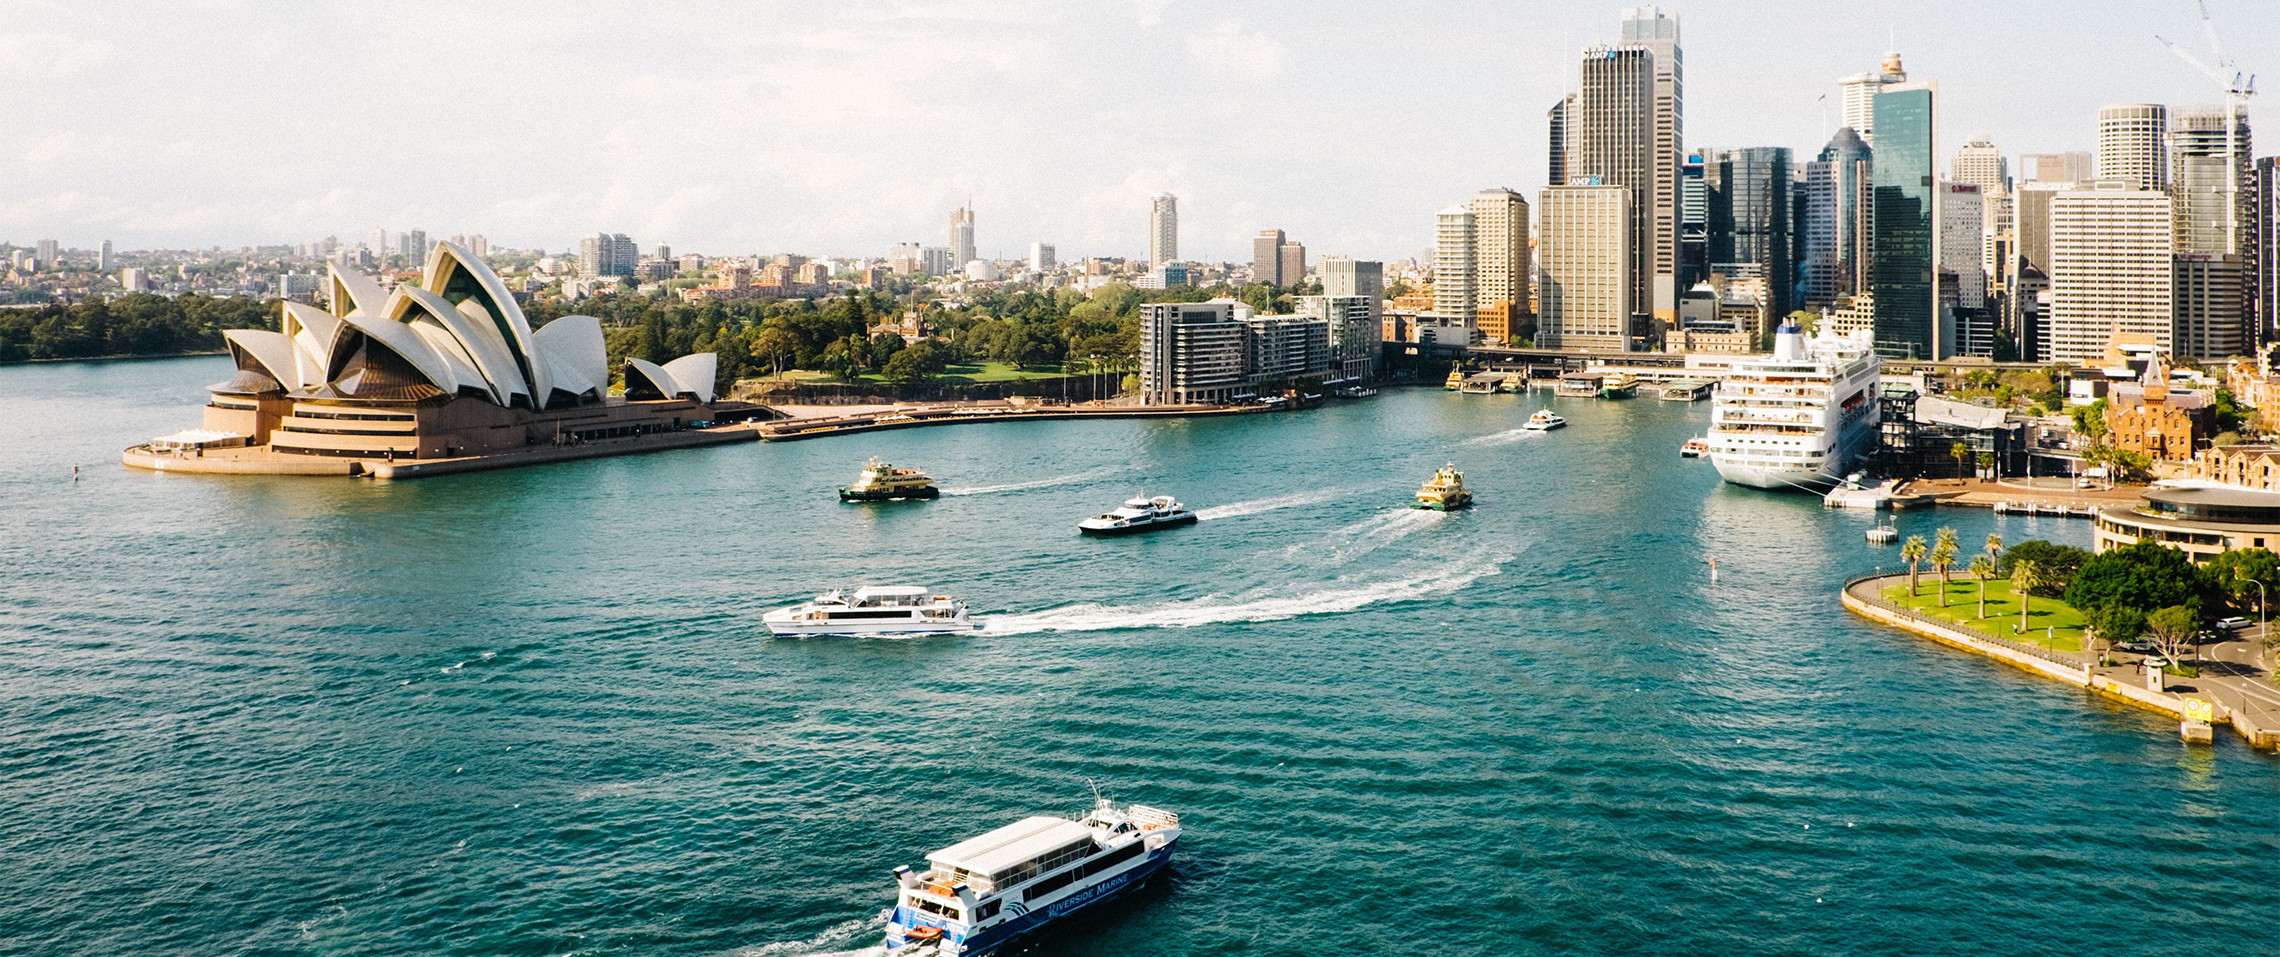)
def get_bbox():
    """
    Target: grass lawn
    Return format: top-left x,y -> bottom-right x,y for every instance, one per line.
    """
765,362 -> 1075,387
1881,575 -> 2087,654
